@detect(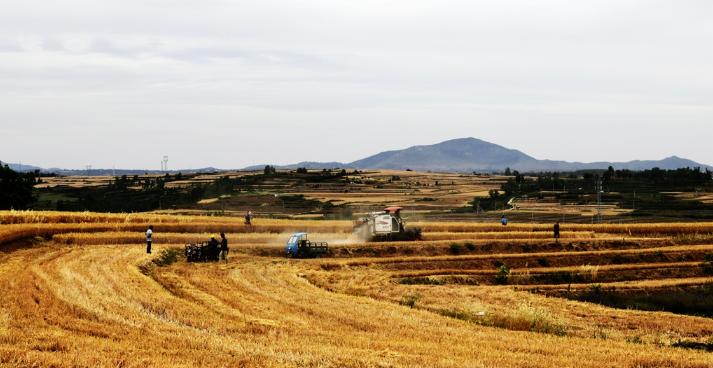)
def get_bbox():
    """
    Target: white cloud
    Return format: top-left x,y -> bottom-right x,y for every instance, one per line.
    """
0,0 -> 711,169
